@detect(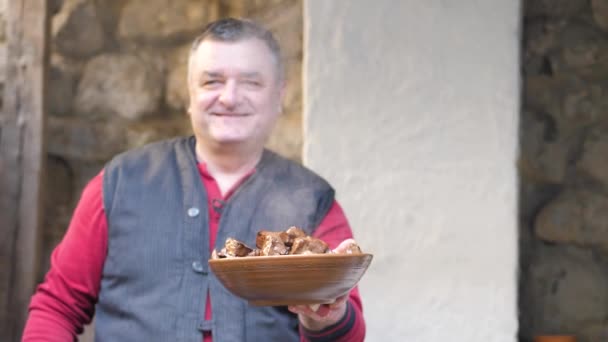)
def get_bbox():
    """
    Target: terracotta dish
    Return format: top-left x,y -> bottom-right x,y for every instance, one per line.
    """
208,253 -> 373,306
